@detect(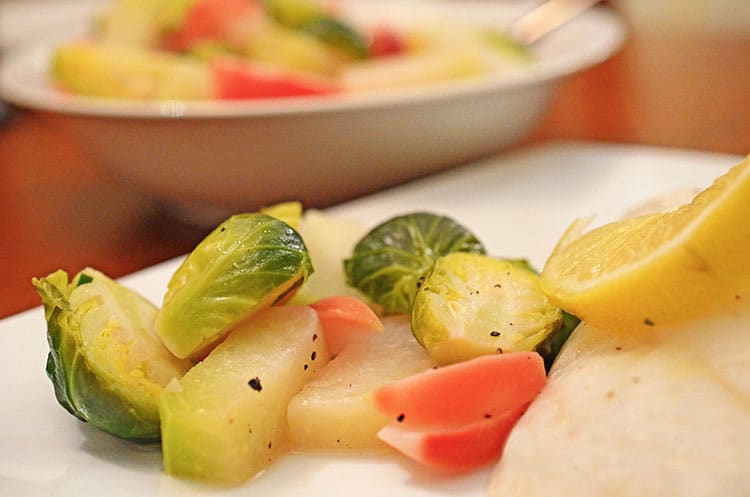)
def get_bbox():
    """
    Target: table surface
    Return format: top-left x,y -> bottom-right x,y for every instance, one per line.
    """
2,14 -> 750,319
